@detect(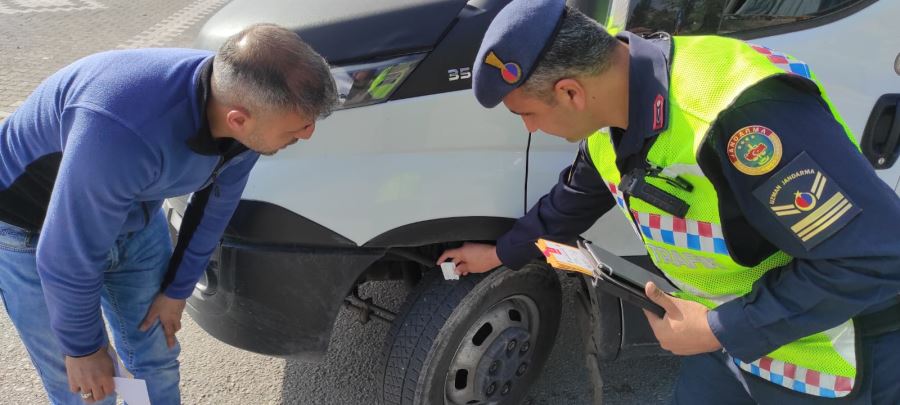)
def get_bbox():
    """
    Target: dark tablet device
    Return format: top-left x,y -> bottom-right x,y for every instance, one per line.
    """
578,240 -> 679,317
